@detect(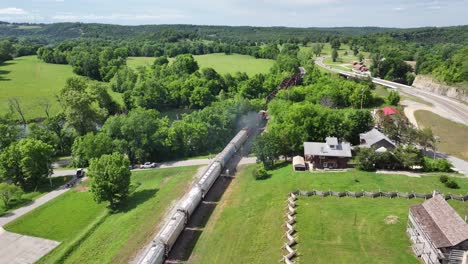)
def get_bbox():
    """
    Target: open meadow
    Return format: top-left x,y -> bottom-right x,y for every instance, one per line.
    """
127,53 -> 275,76
187,164 -> 468,264
5,166 -> 199,263
415,110 -> 468,161
0,56 -> 122,120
